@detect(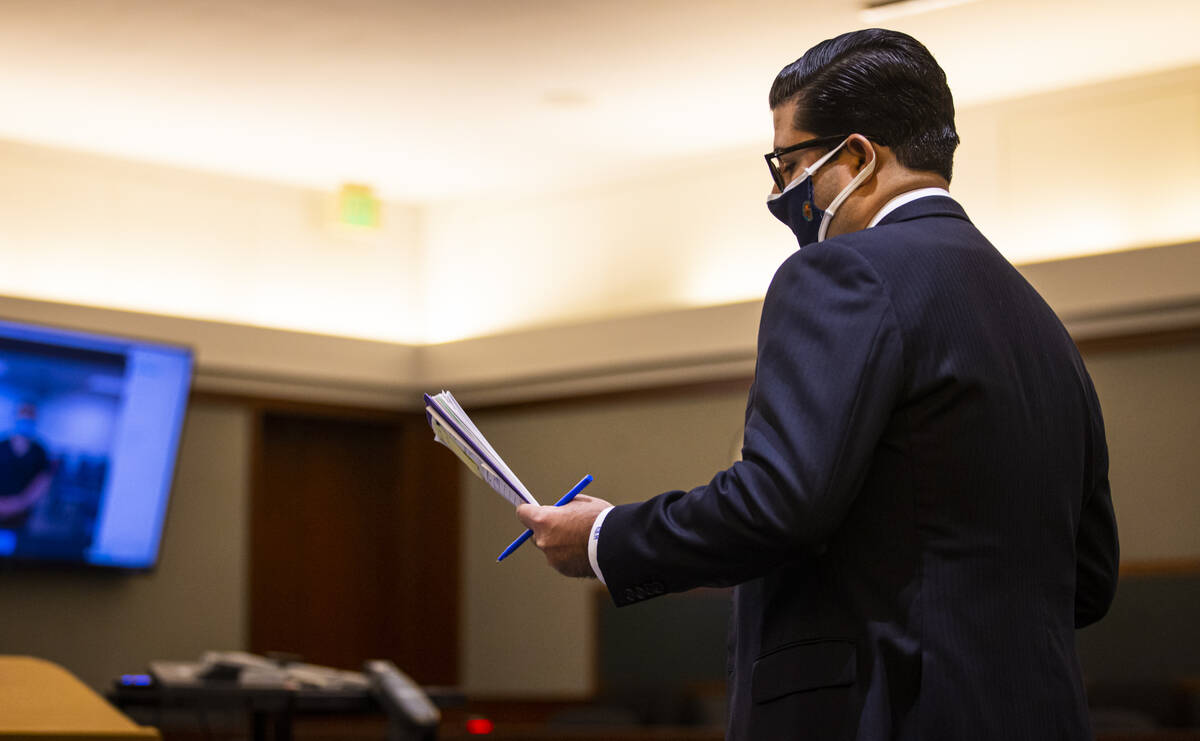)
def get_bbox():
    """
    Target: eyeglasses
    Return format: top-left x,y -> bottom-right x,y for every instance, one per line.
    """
763,134 -> 849,192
